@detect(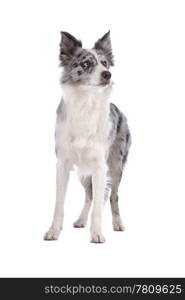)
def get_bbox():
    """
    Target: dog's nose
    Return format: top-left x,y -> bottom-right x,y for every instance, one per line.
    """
101,71 -> 111,80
